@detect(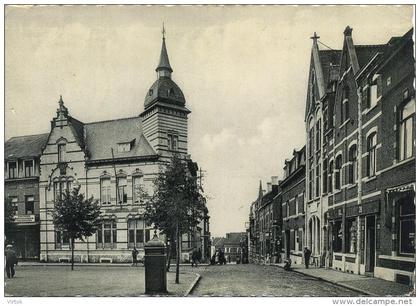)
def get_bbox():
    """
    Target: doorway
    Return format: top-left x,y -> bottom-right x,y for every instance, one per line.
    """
285,230 -> 290,258
365,215 -> 376,273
